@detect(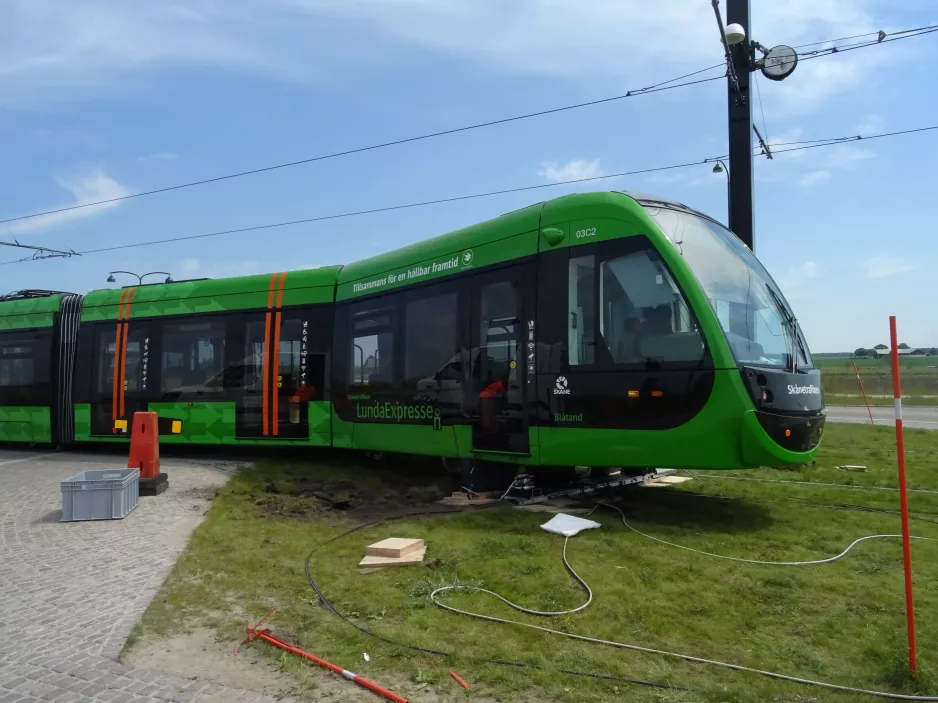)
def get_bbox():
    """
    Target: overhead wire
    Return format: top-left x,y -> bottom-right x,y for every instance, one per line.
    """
797,25 -> 938,62
765,135 -> 863,147
791,24 -> 938,51
2,19 -> 934,229
792,31 -> 884,49
3,122 -> 935,266
0,69 -> 725,229
748,26 -> 937,158
754,73 -> 770,145
0,157 -> 710,264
